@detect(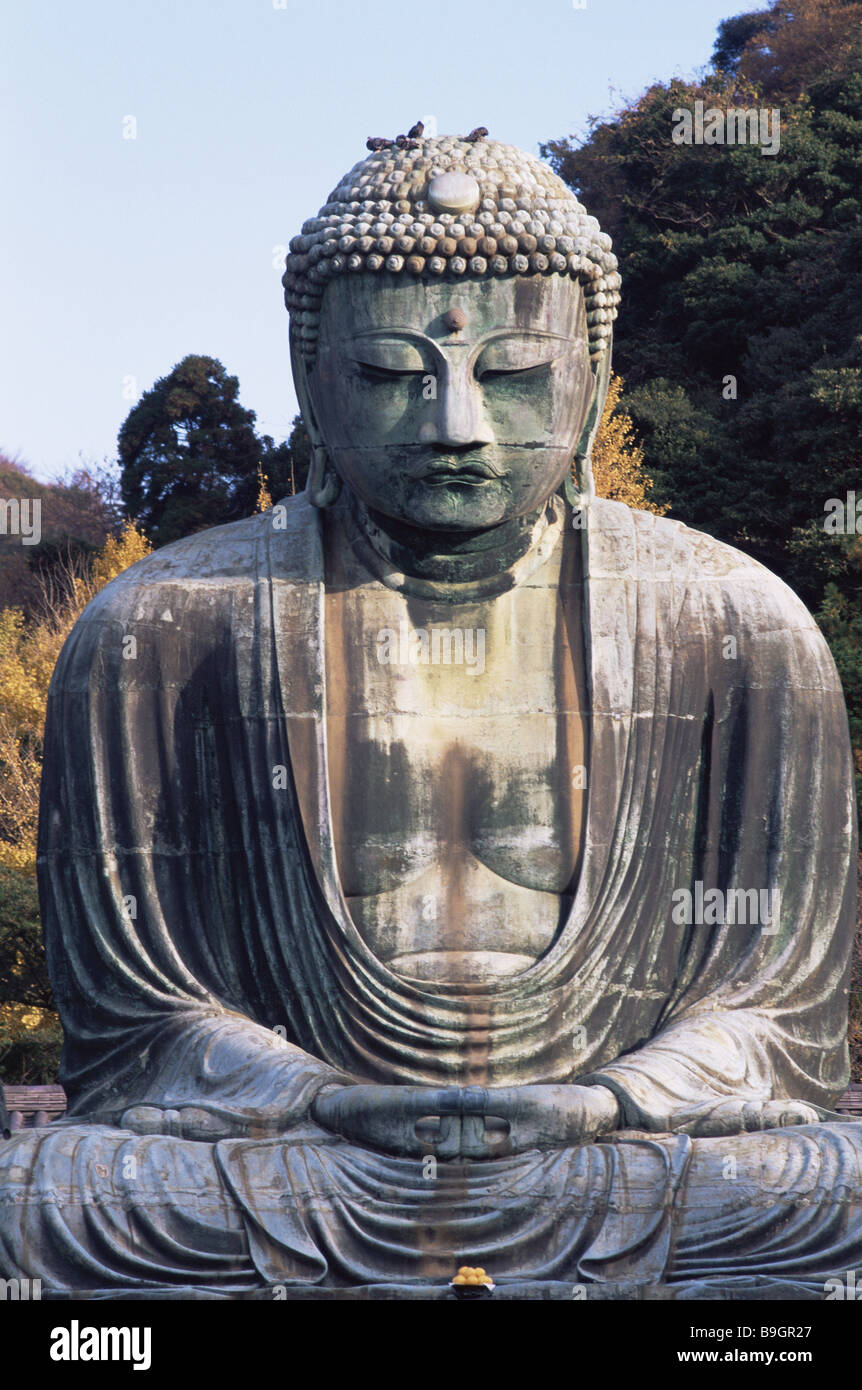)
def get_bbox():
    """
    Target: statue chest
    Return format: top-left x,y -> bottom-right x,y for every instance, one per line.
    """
323,555 -> 589,983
